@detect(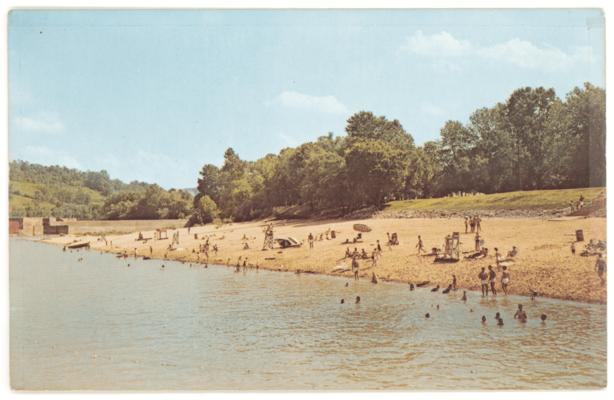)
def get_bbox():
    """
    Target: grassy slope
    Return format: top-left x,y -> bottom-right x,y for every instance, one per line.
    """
9,180 -> 106,214
385,187 -> 605,212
